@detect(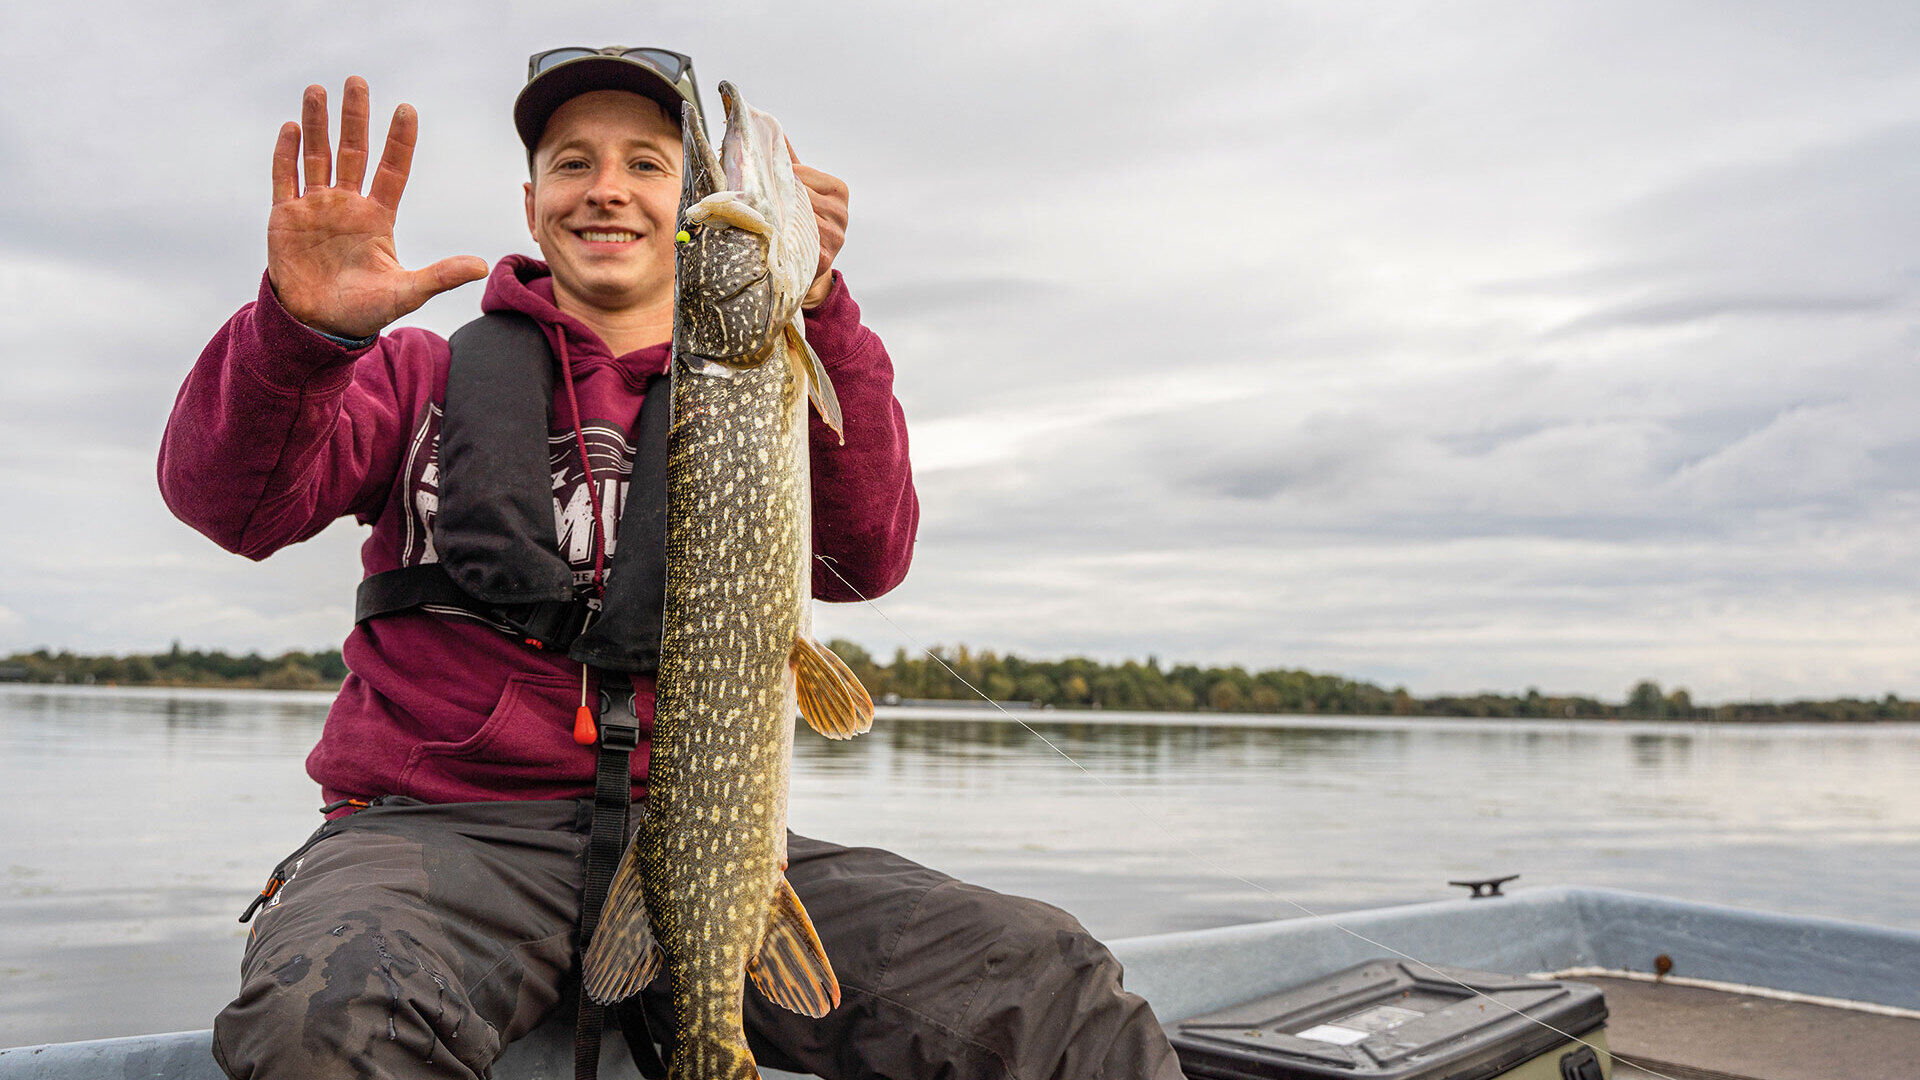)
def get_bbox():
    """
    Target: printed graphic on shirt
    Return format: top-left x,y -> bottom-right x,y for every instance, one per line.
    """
398,405 -> 634,588
550,421 -> 634,586
400,403 -> 442,566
